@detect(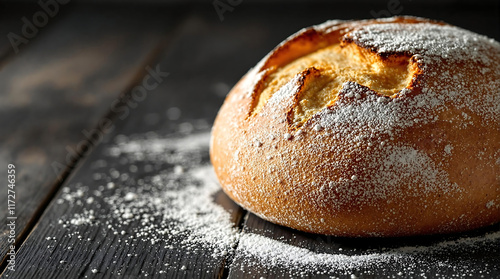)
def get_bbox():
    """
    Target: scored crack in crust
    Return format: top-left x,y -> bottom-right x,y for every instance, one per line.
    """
210,16 -> 500,237
252,40 -> 417,127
